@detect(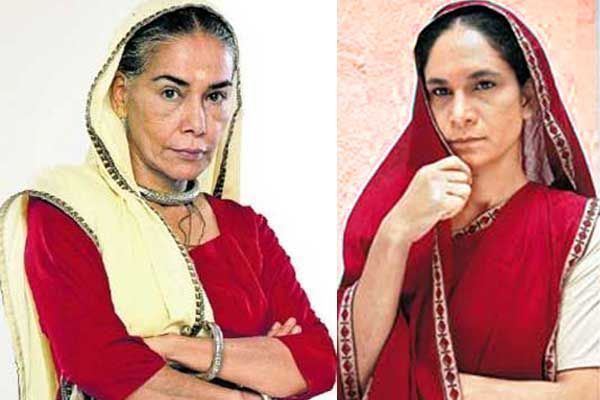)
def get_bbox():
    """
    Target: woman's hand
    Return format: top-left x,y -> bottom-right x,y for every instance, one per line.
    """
142,319 -> 303,369
143,333 -> 180,360
267,317 -> 302,337
460,373 -> 497,400
379,155 -> 472,244
236,390 -> 263,400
